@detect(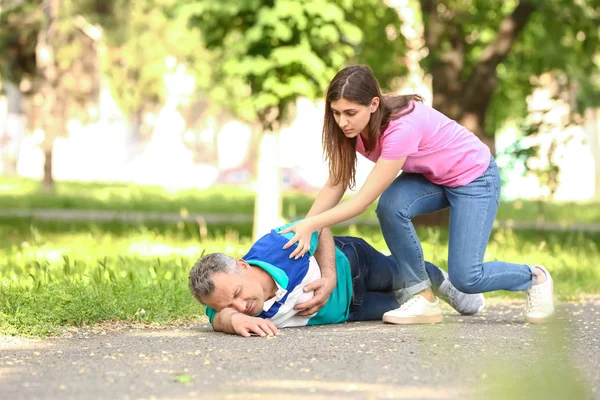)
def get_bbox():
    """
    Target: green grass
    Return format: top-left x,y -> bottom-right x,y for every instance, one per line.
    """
0,219 -> 254,337
1,176 -> 600,224
1,217 -> 599,337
